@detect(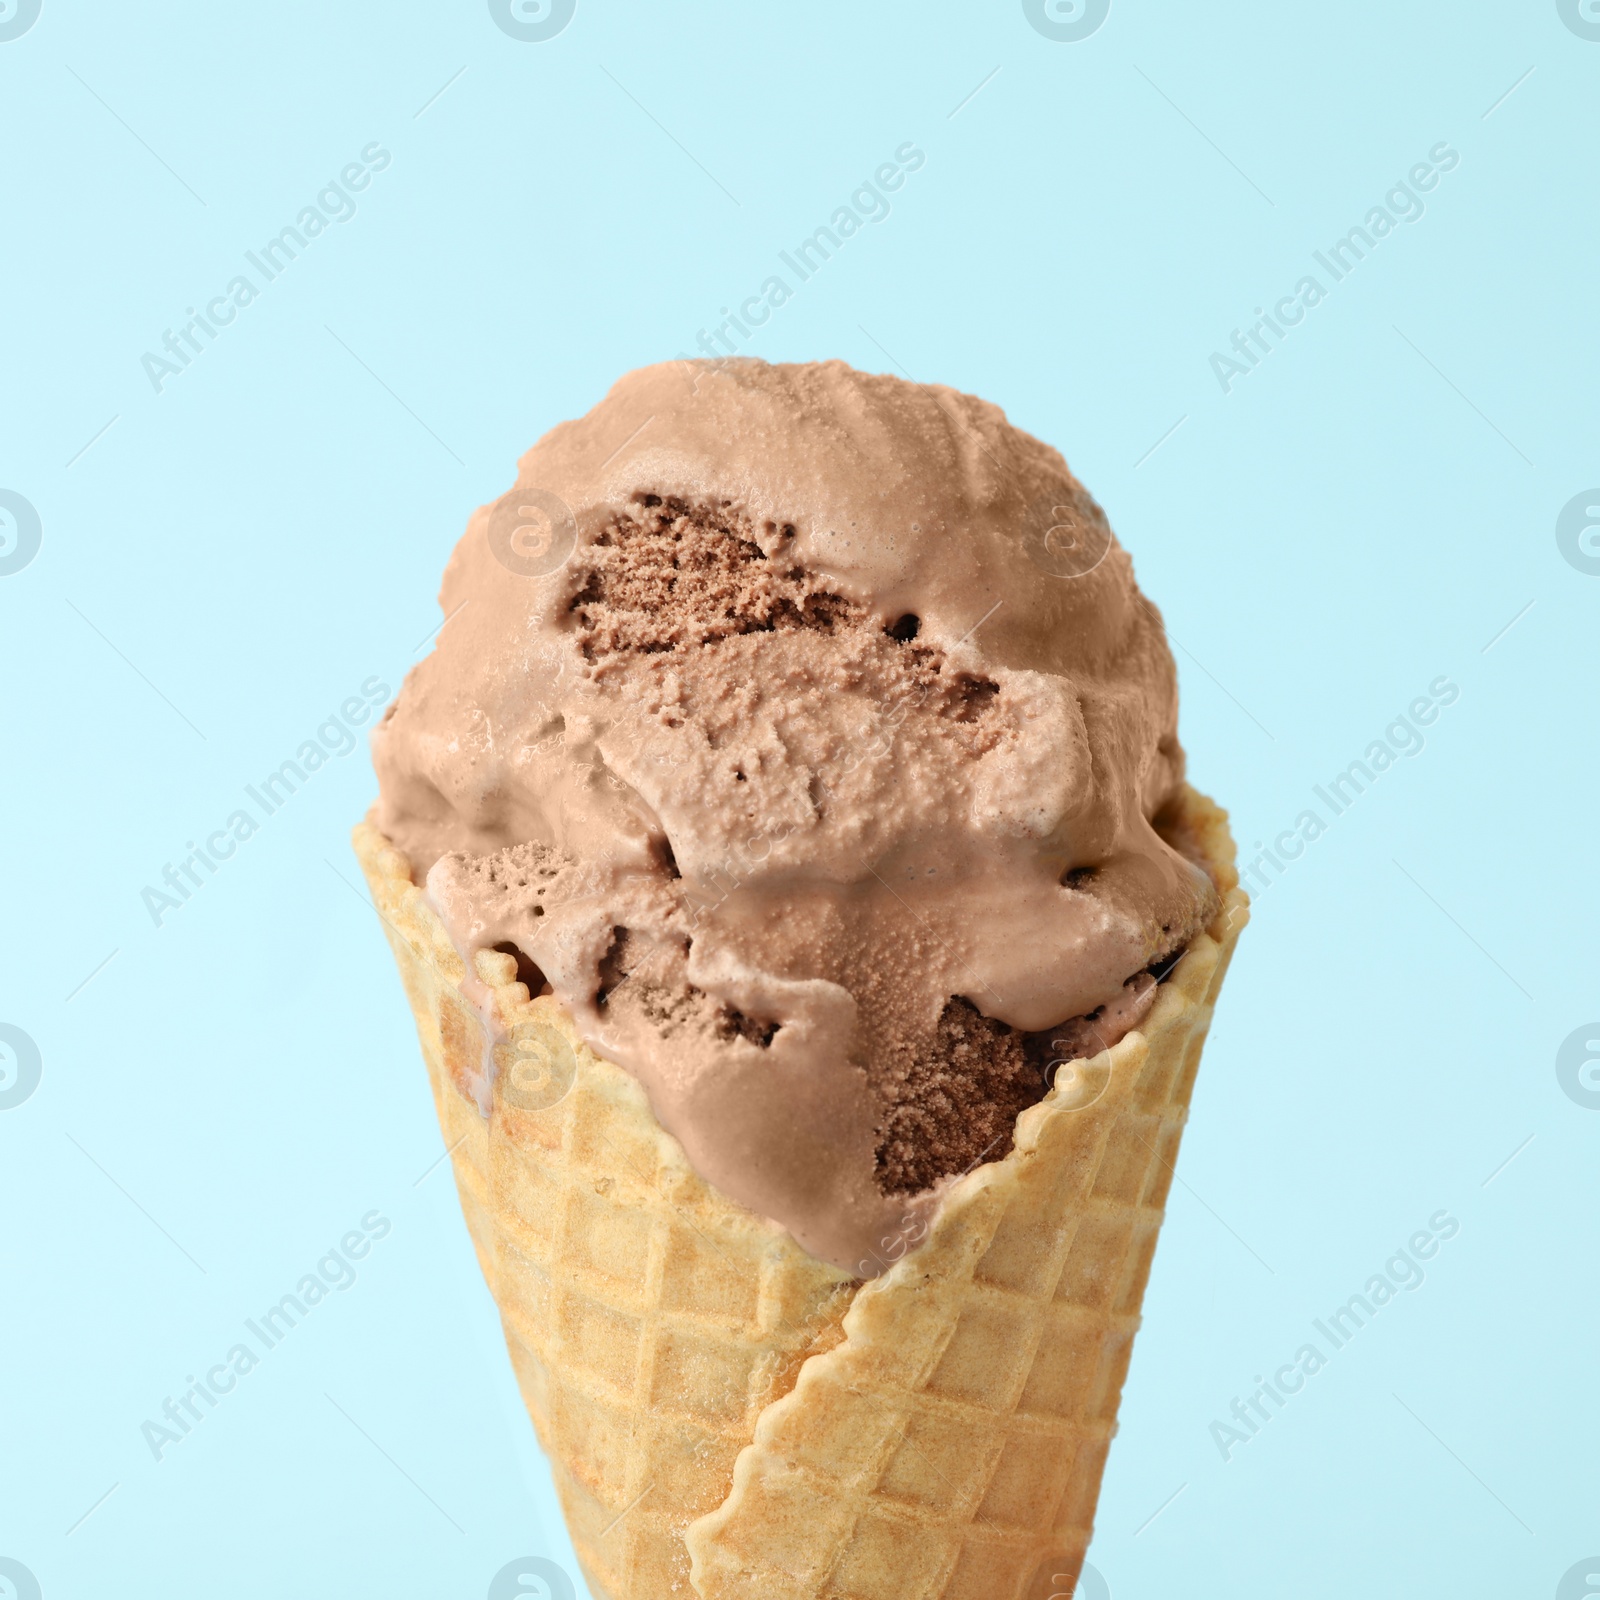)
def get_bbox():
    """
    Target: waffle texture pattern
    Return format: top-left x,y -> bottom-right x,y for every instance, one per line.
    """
354,786 -> 1245,1600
